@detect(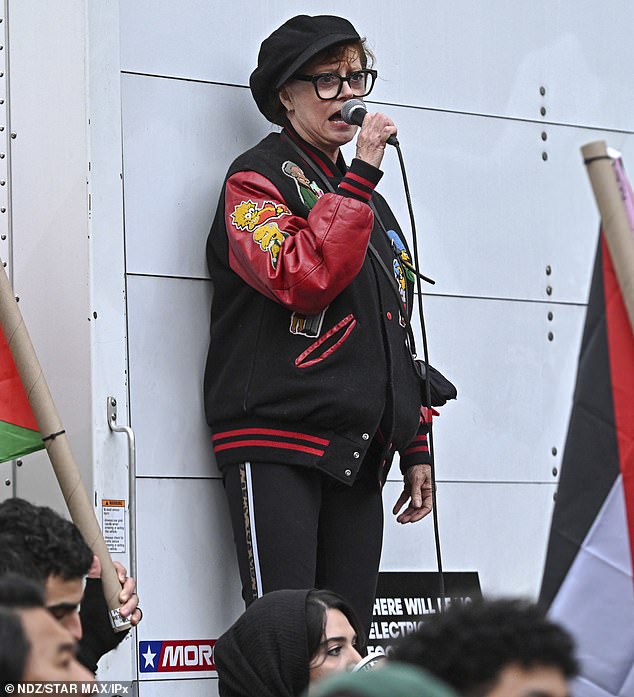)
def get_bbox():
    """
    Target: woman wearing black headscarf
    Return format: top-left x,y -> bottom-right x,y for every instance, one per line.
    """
204,14 -> 434,632
214,589 -> 363,697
